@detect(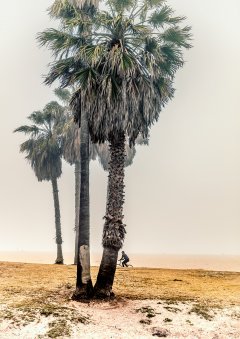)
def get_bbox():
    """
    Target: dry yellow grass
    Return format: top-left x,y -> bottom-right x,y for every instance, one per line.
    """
0,262 -> 239,307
